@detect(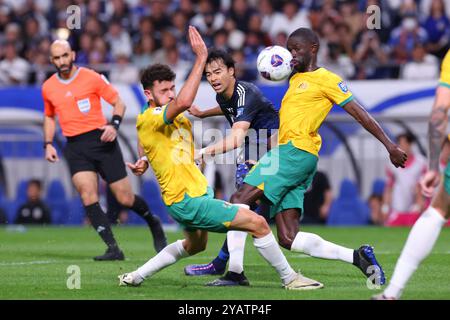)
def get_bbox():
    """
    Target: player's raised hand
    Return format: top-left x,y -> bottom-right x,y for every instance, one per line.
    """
420,170 -> 441,198
45,144 -> 59,163
99,125 -> 117,142
126,159 -> 149,176
188,26 -> 207,60
388,145 -> 408,168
